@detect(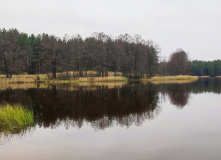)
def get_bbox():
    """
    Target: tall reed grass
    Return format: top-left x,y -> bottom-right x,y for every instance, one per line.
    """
0,104 -> 34,133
